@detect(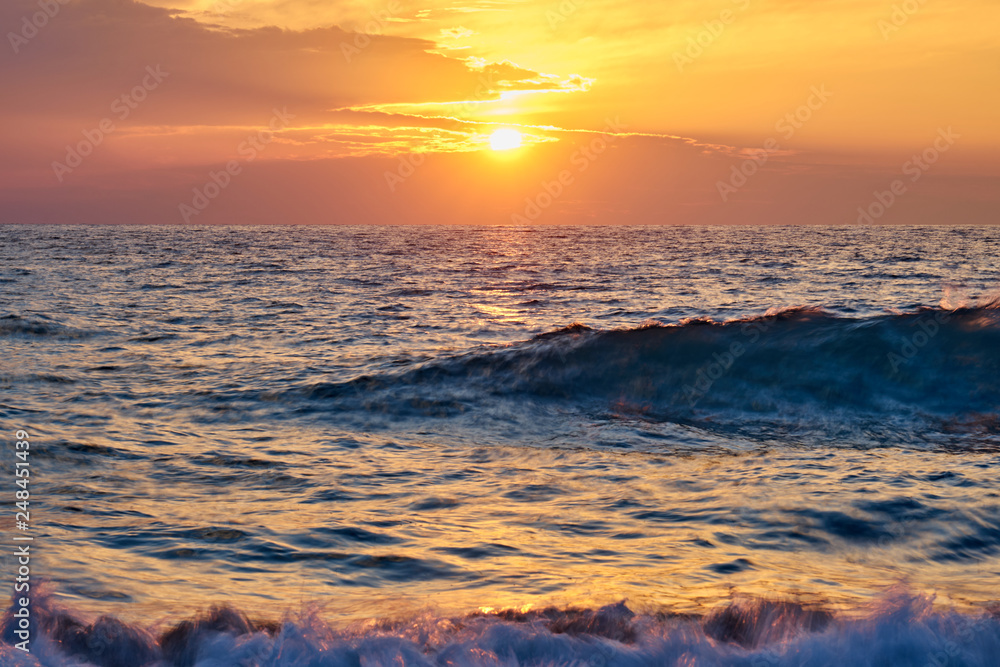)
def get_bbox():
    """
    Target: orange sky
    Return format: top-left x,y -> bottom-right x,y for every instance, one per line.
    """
2,0 -> 998,224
